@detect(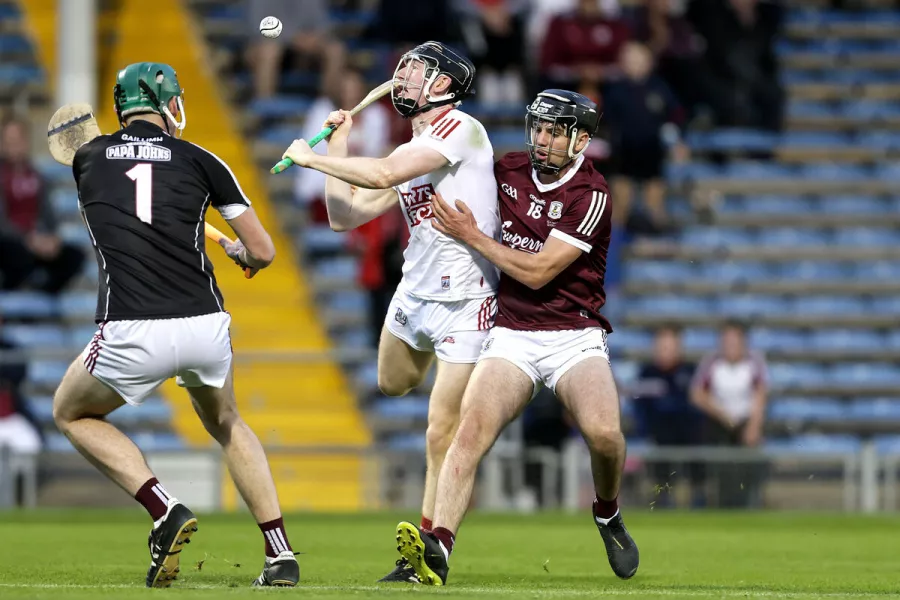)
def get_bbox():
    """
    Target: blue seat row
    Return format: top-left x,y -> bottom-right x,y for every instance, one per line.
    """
630,294 -> 900,317
626,259 -> 900,283
678,225 -> 900,248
